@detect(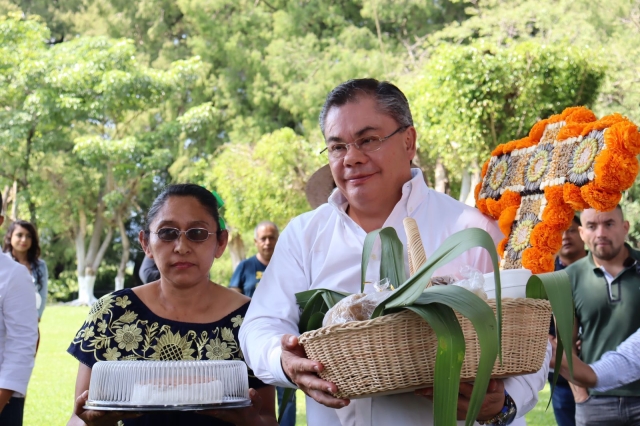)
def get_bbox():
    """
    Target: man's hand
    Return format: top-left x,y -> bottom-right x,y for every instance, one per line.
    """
569,382 -> 589,403
280,334 -> 350,409
415,379 -> 506,421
